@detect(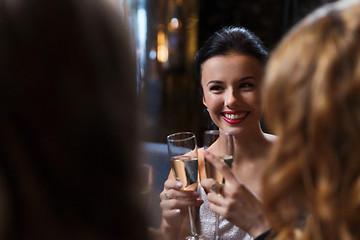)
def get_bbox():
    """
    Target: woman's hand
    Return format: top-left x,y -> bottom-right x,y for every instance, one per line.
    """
201,150 -> 270,238
160,179 -> 203,239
